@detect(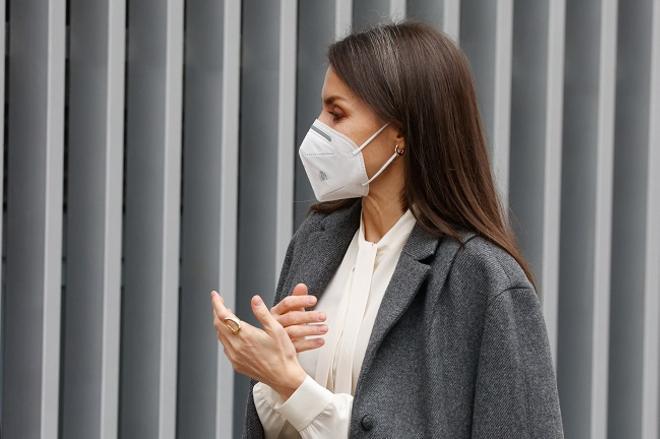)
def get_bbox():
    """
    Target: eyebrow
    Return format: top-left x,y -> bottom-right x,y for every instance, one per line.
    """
322,95 -> 348,105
